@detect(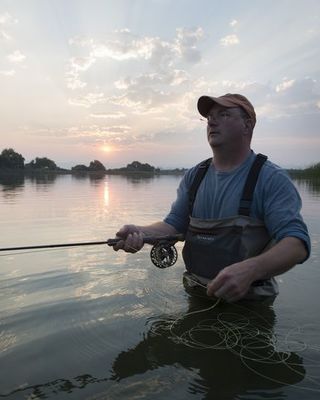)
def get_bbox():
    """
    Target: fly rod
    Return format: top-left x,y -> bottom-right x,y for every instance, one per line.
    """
0,234 -> 185,268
